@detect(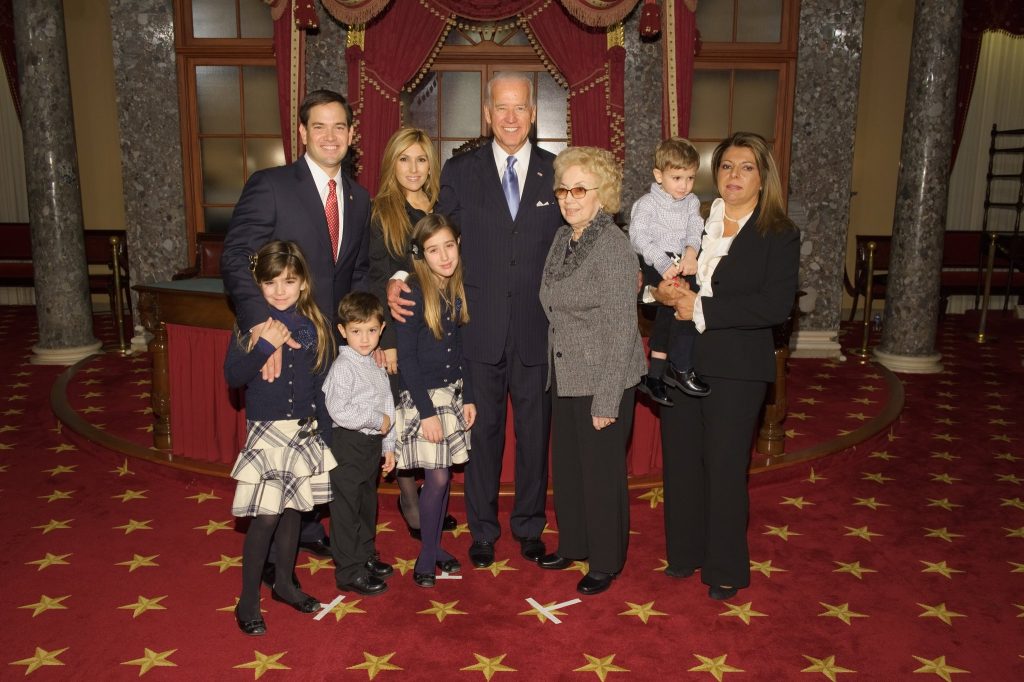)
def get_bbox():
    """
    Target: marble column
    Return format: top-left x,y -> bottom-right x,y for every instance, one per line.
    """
305,6 -> 347,96
13,0 -> 102,364
622,5 -> 662,214
787,0 -> 865,359
875,0 -> 962,374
